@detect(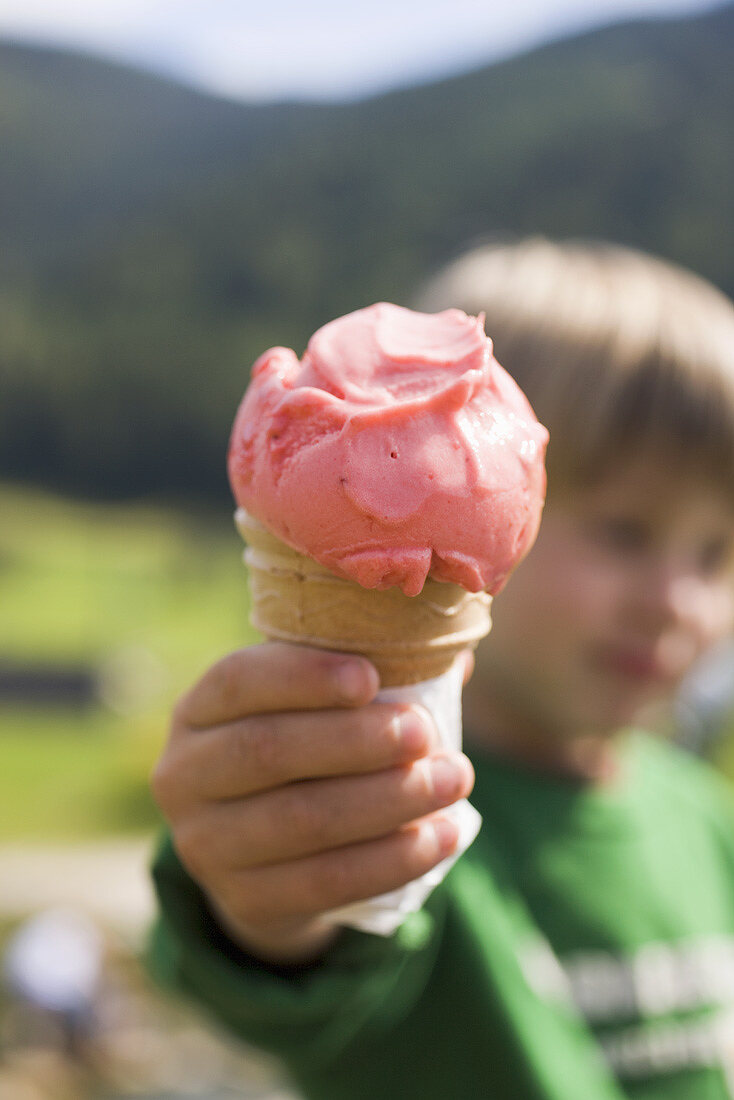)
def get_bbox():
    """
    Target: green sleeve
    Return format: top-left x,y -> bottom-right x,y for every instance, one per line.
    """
148,832 -> 444,1077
